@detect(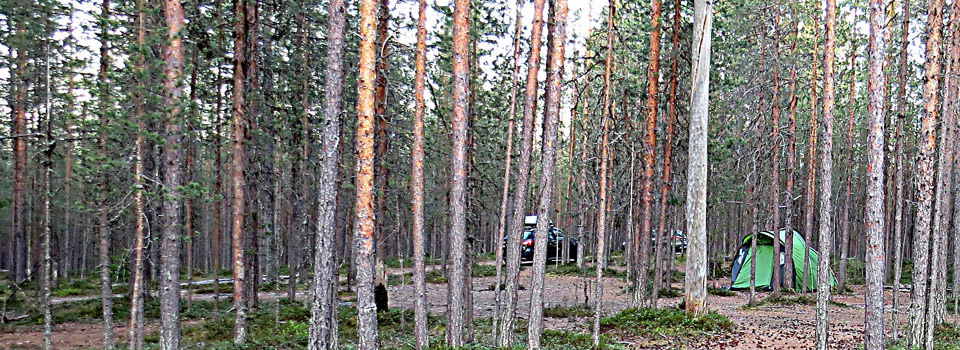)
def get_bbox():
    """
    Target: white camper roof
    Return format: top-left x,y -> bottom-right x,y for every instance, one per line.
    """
524,215 -> 538,225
